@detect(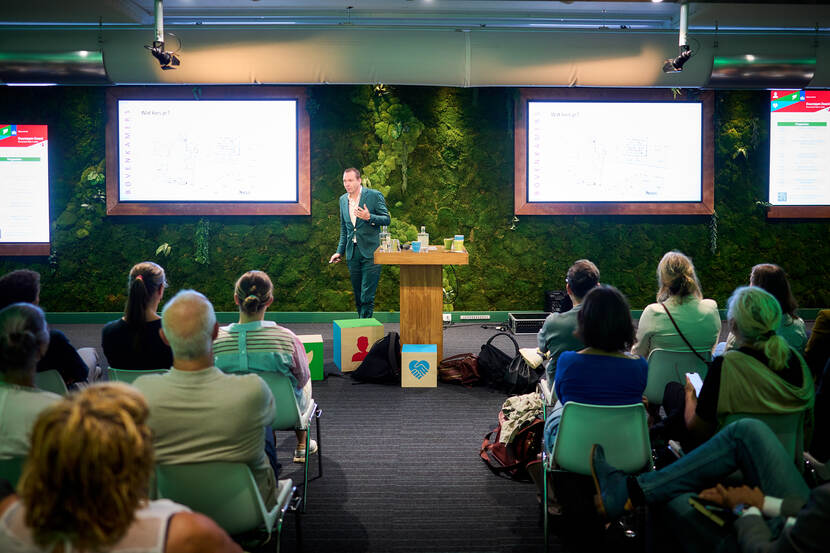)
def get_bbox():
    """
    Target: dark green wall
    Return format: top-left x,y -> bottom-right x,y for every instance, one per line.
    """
0,86 -> 828,313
